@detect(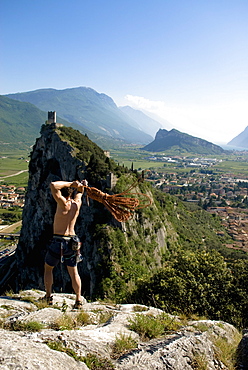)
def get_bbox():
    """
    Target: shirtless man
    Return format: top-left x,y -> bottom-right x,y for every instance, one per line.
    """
44,180 -> 87,308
